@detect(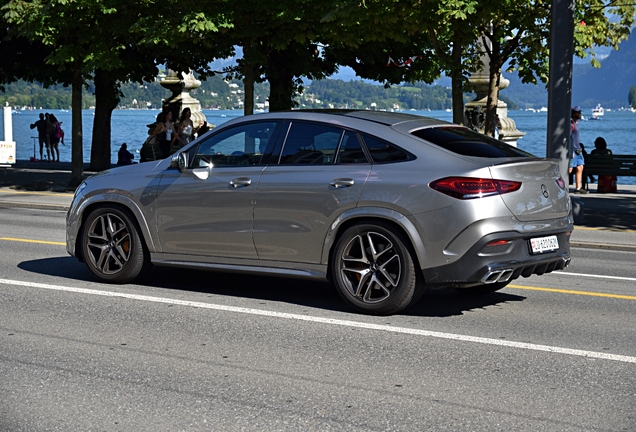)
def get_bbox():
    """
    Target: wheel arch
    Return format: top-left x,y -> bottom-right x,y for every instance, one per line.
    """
323,207 -> 428,277
74,195 -> 158,263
